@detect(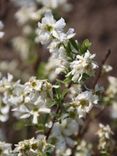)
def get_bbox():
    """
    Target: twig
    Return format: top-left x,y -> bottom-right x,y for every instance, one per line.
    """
33,54 -> 41,74
0,0 -> 9,19
46,105 -> 60,140
93,49 -> 111,89
71,106 -> 107,155
71,50 -> 111,155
